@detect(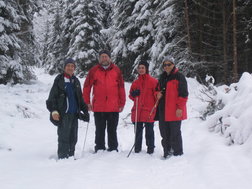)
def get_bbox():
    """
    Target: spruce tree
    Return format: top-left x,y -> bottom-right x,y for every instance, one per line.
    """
110,0 -> 154,81
0,0 -> 37,84
151,0 -> 189,77
67,0 -> 104,76
43,1 -> 65,75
